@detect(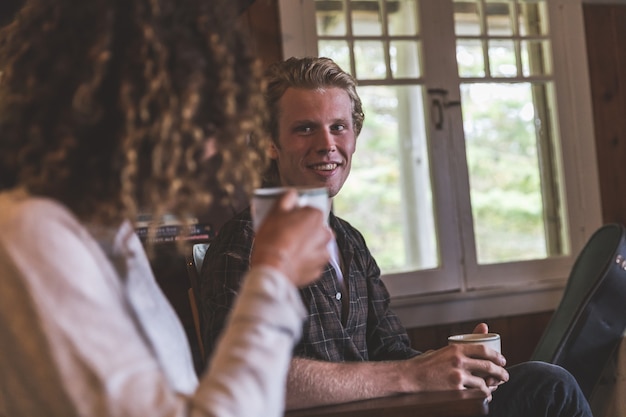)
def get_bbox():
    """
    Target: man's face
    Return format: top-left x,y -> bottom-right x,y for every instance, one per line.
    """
270,87 -> 356,198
